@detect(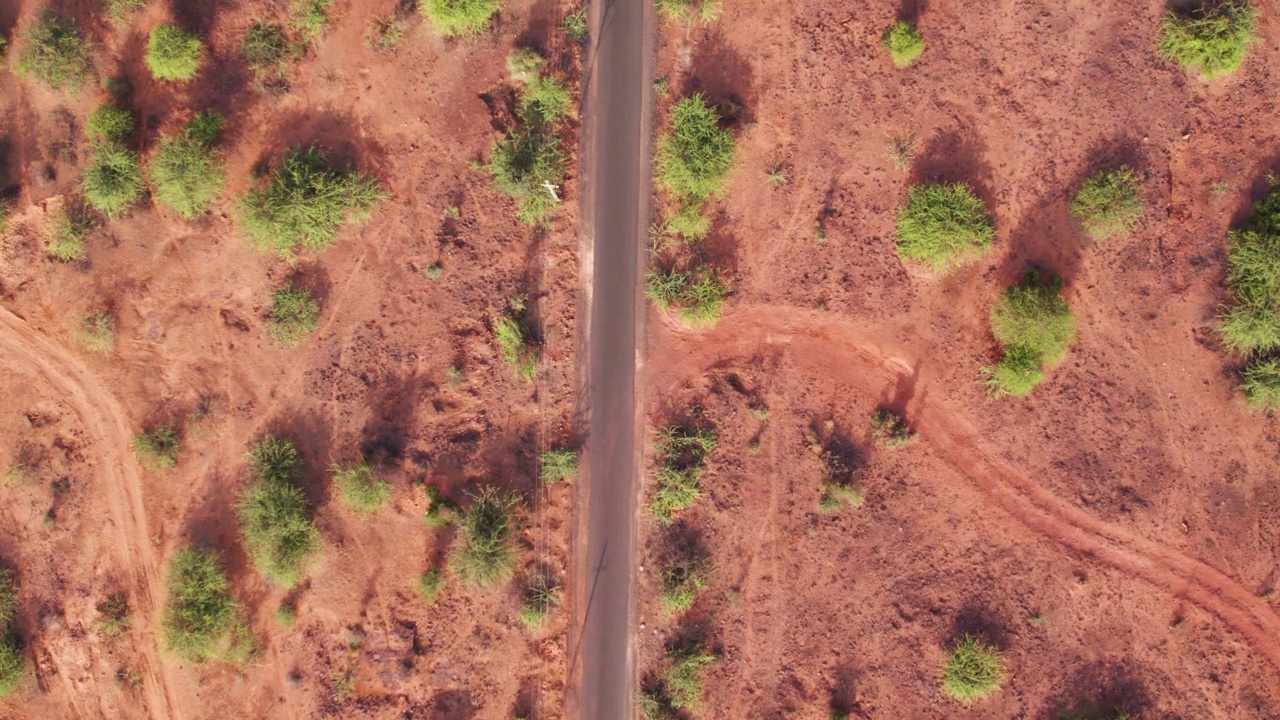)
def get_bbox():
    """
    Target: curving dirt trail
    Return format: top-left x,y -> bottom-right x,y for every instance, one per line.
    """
0,307 -> 182,720
650,304 -> 1280,675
